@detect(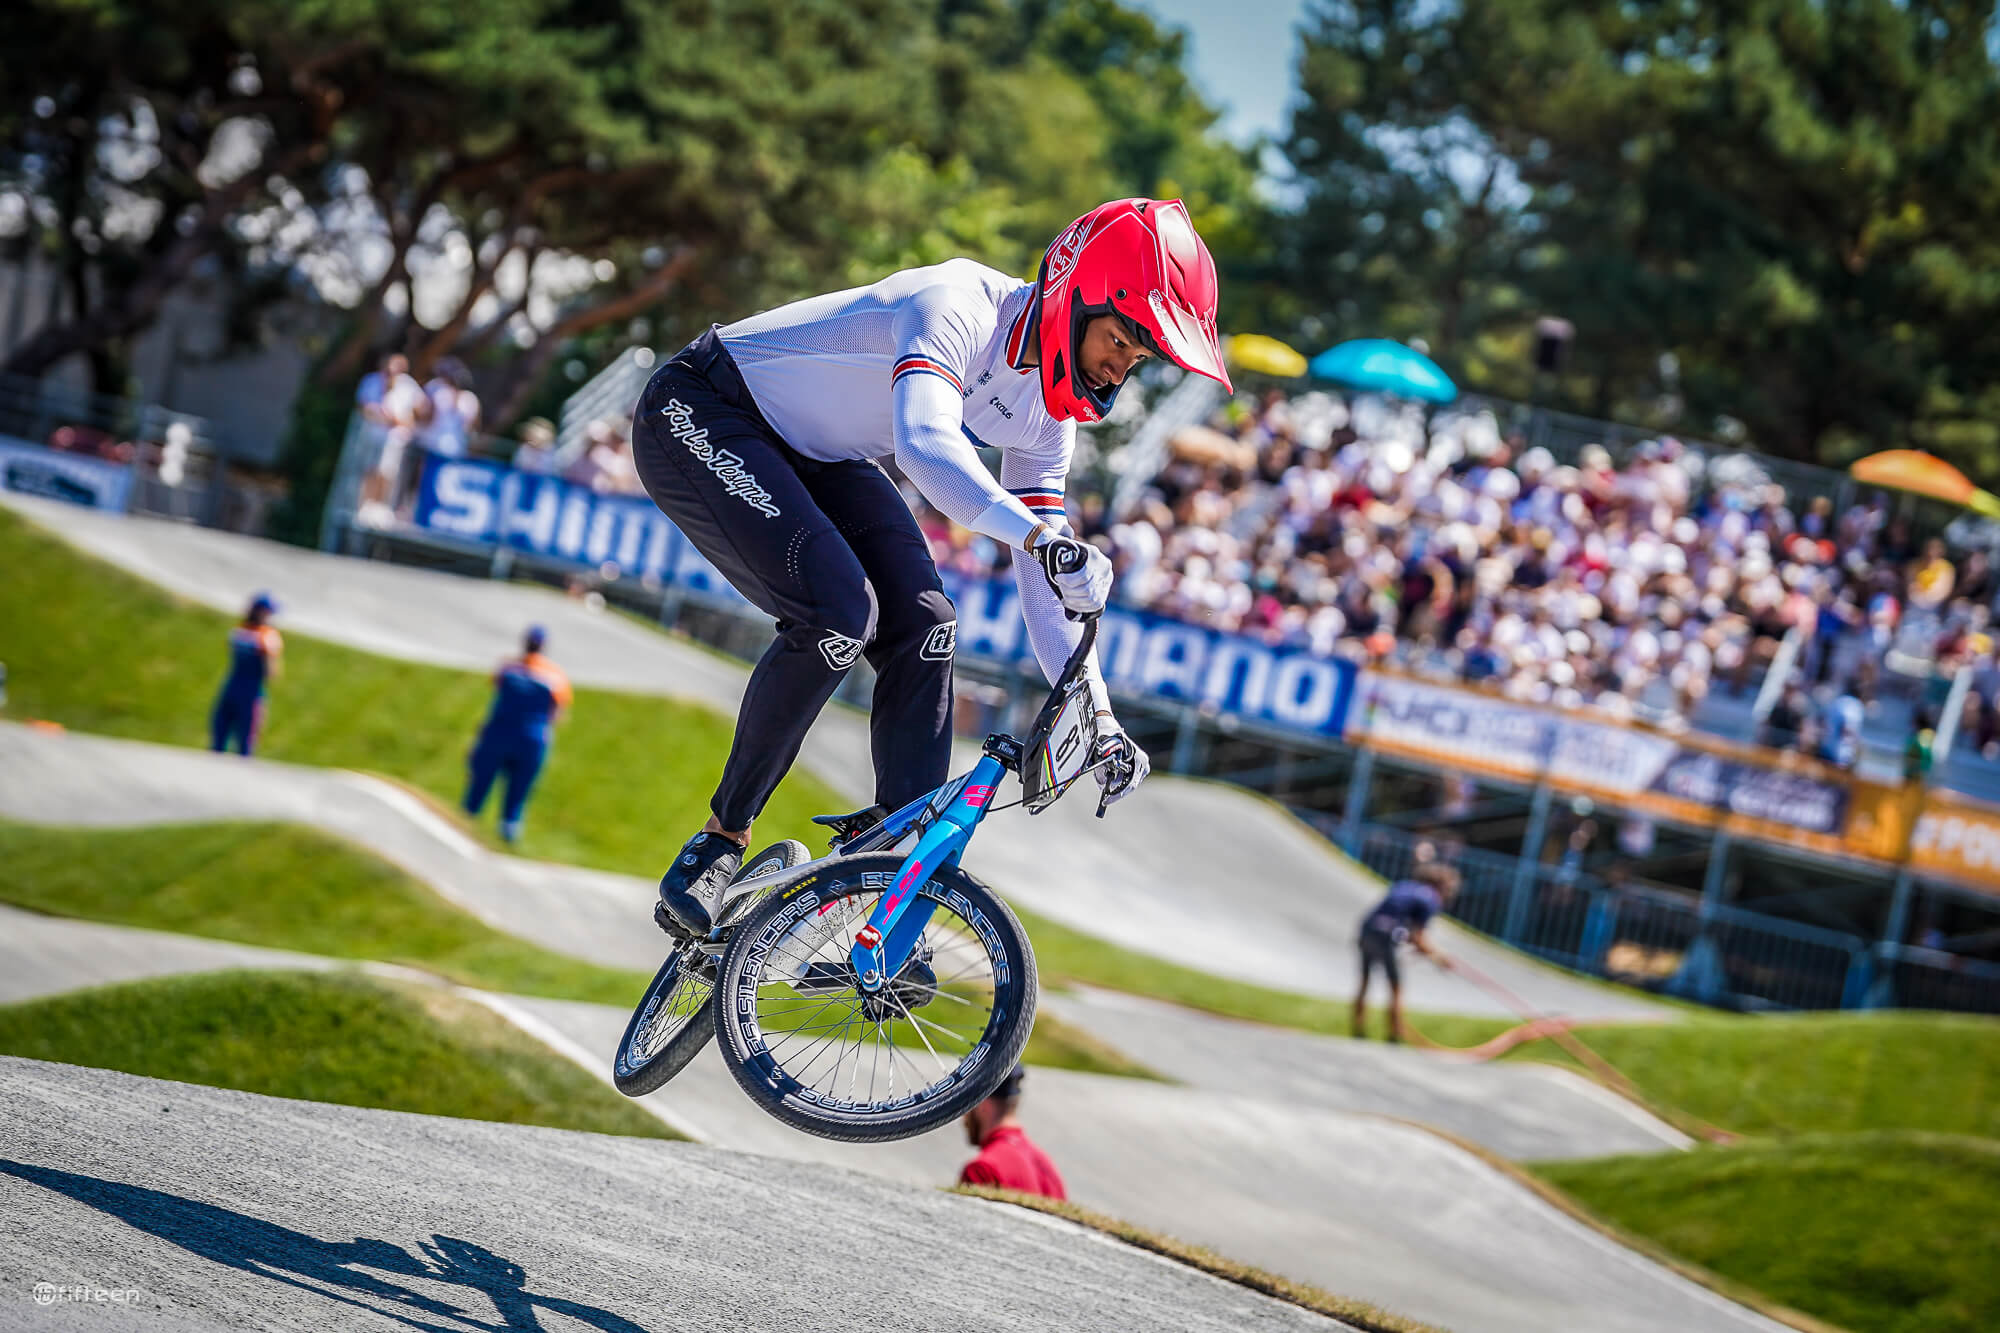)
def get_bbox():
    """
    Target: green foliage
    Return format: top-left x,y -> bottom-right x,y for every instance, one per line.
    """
0,970 -> 678,1138
1277,0 -> 2000,468
0,819 -> 648,1005
5,0 -> 1264,455
0,505 -> 841,876
1538,1134 -> 2000,1333
266,374 -> 356,548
